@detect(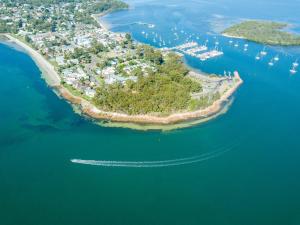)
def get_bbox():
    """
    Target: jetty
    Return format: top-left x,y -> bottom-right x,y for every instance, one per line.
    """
167,41 -> 223,61
197,50 -> 224,61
